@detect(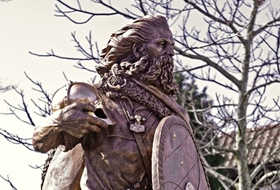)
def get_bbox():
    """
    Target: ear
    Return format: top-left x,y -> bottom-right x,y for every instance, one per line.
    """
132,43 -> 140,59
133,43 -> 148,57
